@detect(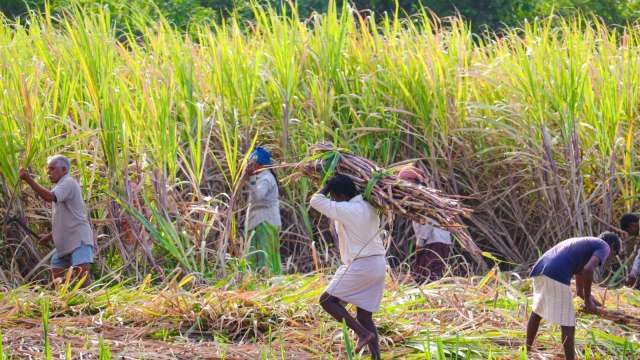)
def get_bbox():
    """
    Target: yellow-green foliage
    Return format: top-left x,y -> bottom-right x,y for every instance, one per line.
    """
1,2 -> 639,269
